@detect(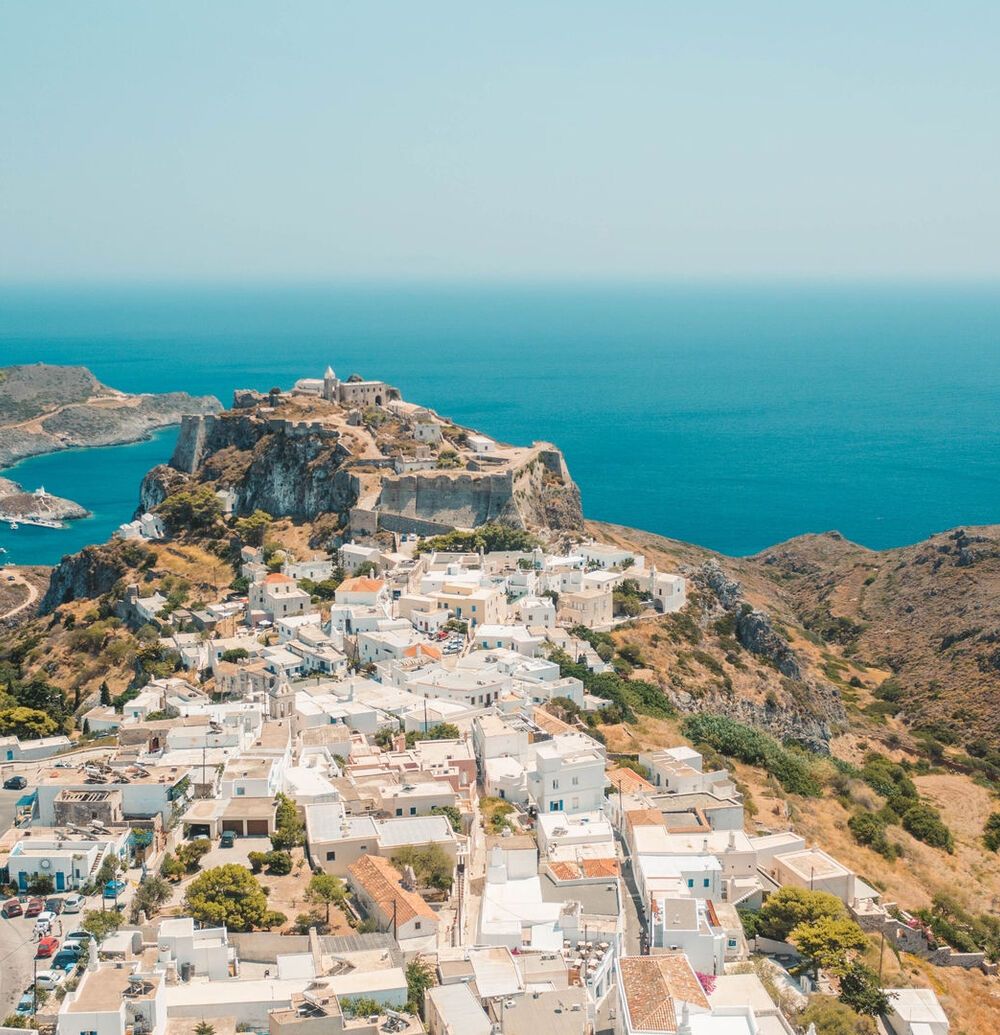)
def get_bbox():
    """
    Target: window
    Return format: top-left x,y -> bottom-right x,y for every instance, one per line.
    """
703,878 -> 710,888
326,851 -> 336,861
414,921 -> 422,930
236,786 -> 245,796
552,779 -> 560,790
572,777 -> 579,786
410,807 -> 417,816
687,879 -> 694,889
396,808 -> 403,817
